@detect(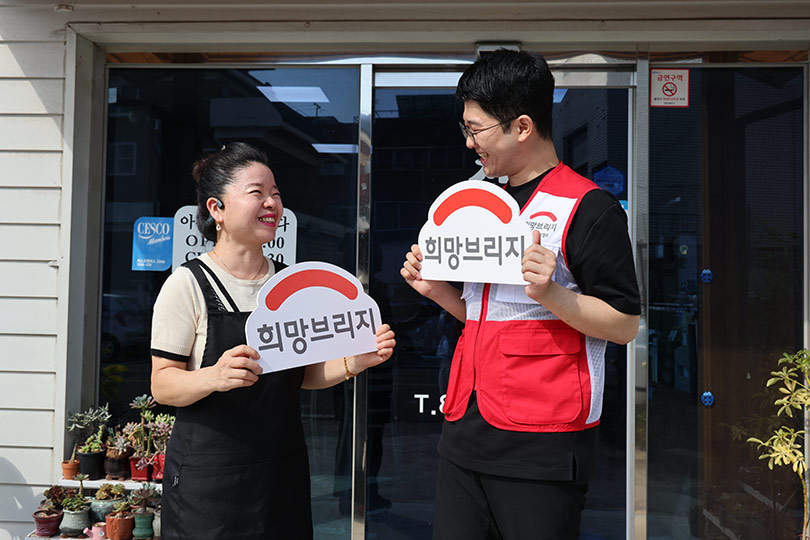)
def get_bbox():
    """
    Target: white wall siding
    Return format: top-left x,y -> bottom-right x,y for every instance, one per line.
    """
0,298 -> 58,336
0,188 -> 60,225
0,373 -> 56,410
0,43 -> 64,79
0,13 -> 65,537
0,80 -> 63,115
0,152 -> 61,188
0,335 -> 56,372
0,117 -> 63,152
2,225 -> 60,261
0,411 -> 54,448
